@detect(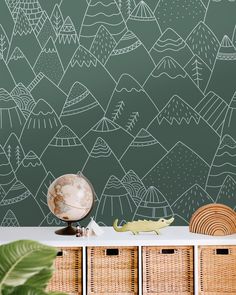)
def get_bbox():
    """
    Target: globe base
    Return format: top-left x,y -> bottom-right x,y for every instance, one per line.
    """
55,222 -> 77,235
